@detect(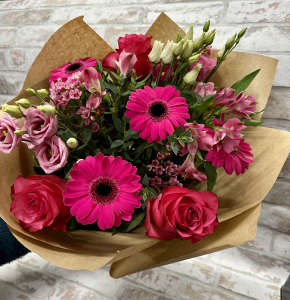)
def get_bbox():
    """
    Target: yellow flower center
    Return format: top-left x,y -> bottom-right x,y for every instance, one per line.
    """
47,149 -> 52,158
162,72 -> 165,76
38,124 -> 44,131
3,130 -> 7,136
